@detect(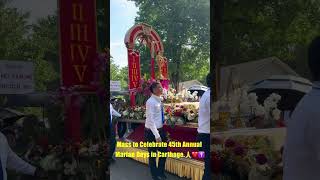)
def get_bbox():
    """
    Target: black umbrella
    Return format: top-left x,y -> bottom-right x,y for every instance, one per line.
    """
248,75 -> 313,111
249,89 -> 306,111
0,108 -> 27,130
